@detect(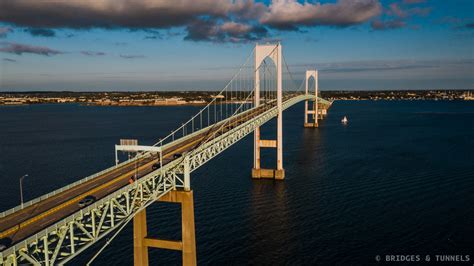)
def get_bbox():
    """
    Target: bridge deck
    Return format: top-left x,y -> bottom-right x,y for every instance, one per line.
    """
0,100 -> 277,245
0,95 -> 331,250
